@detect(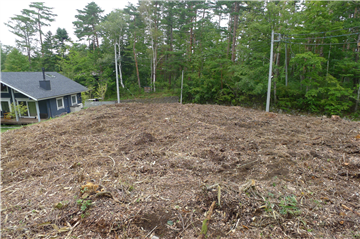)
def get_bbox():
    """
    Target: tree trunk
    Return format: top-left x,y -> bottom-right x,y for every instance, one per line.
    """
114,43 -> 120,103
133,19 -> 141,88
193,8 -> 197,50
227,13 -> 231,59
37,14 -> 44,57
118,38 -> 124,88
153,43 -> 157,92
152,2 -> 158,92
231,2 -> 239,62
89,24 -> 99,49
197,7 -> 206,79
218,12 -> 222,28
189,4 -> 193,60
355,34 -> 360,112
221,68 -> 223,89
168,26 -> 173,86
274,44 -> 281,104
150,32 -> 156,91
26,35 -> 32,67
